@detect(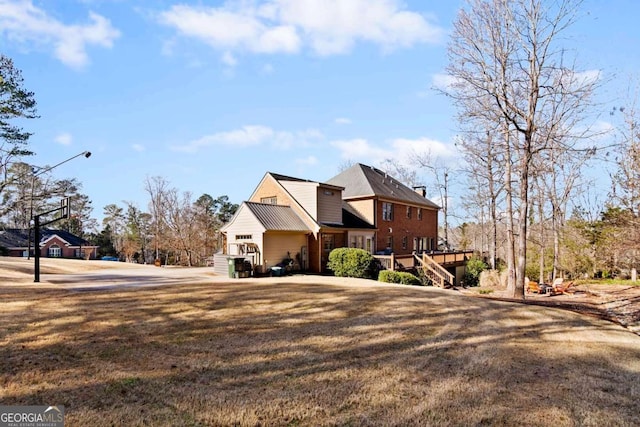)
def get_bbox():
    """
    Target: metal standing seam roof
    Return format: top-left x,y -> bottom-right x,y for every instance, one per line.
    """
245,202 -> 311,232
327,163 -> 441,209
